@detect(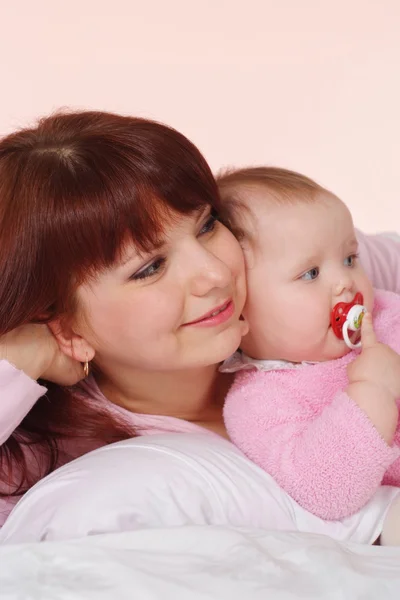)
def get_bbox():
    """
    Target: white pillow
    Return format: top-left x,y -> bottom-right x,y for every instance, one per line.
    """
0,433 -> 398,544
